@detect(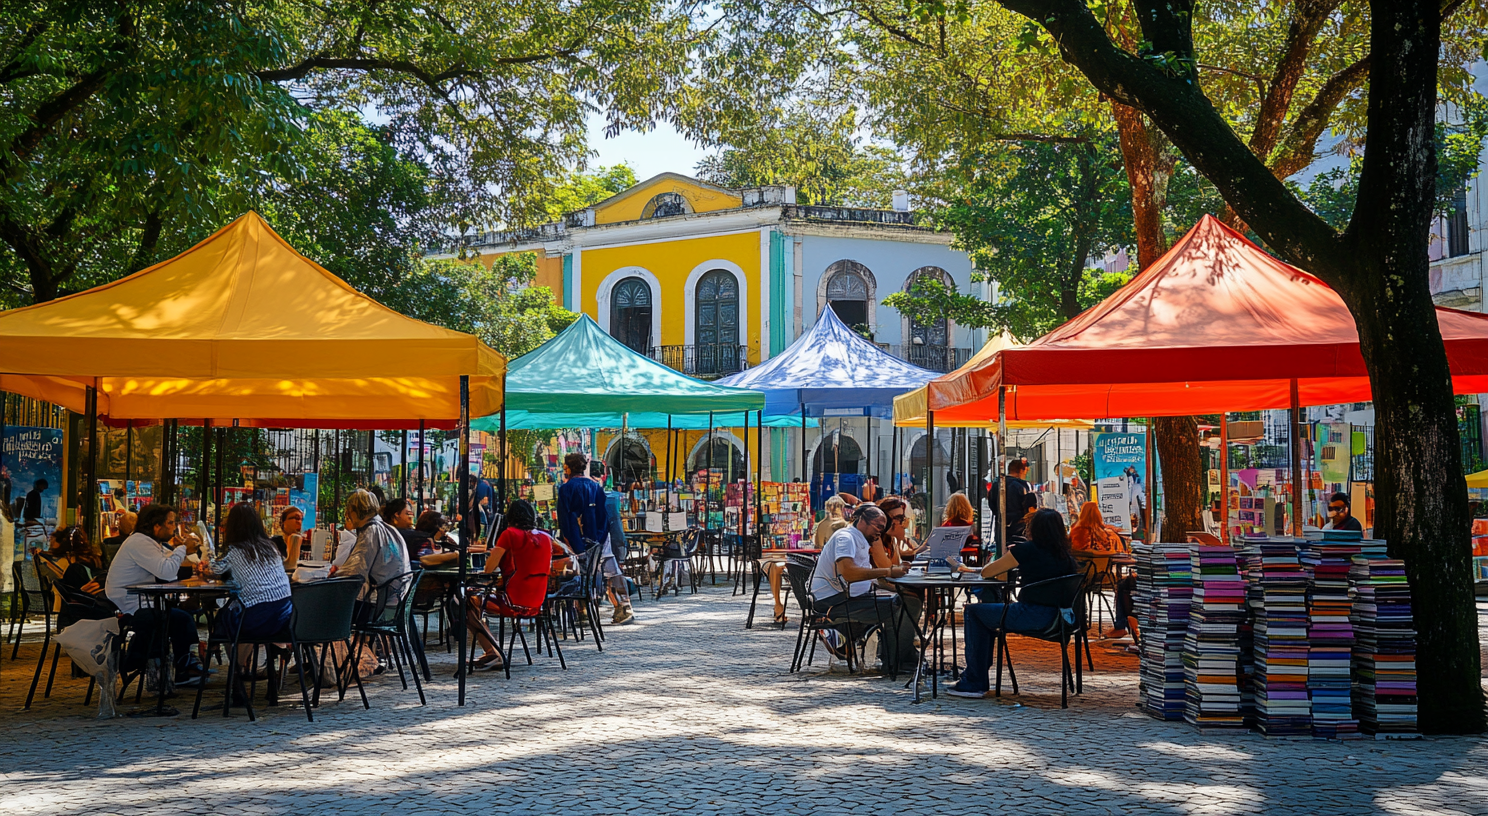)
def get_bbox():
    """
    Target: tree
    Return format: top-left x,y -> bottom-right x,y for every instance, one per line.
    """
0,0 -> 696,304
543,164 -> 640,220
973,0 -> 1487,733
884,130 -> 1137,339
694,105 -> 906,206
